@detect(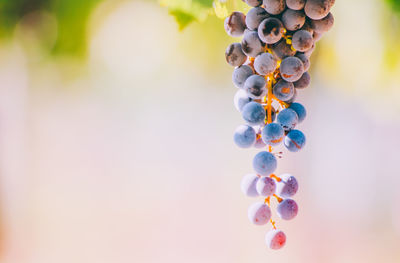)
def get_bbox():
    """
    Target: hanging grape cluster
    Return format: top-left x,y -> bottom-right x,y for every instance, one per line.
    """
225,0 -> 335,250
